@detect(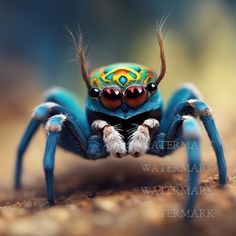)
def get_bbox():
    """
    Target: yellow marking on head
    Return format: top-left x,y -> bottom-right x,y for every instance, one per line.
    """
91,78 -> 102,90
101,67 -> 141,87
